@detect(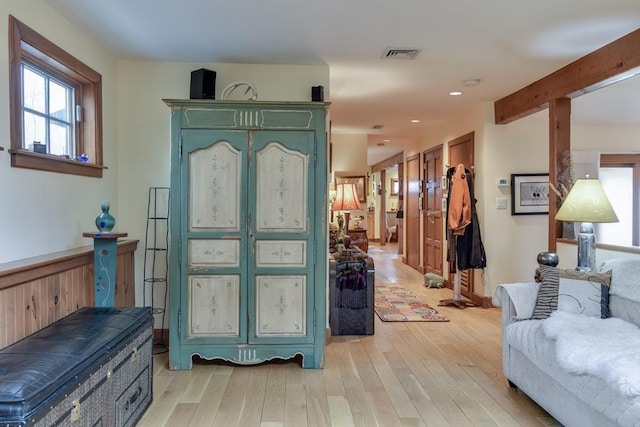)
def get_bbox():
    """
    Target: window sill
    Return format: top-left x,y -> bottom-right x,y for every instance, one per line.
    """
557,238 -> 640,255
10,149 -> 106,178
